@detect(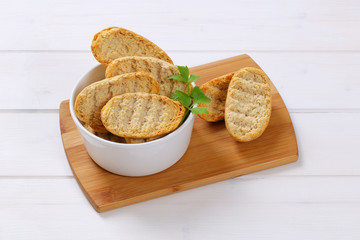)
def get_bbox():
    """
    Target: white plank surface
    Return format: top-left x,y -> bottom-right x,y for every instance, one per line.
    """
0,112 -> 71,176
1,52 -> 360,109
1,0 -> 359,51
1,0 -> 360,238
3,202 -> 358,240
1,177 -> 360,240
